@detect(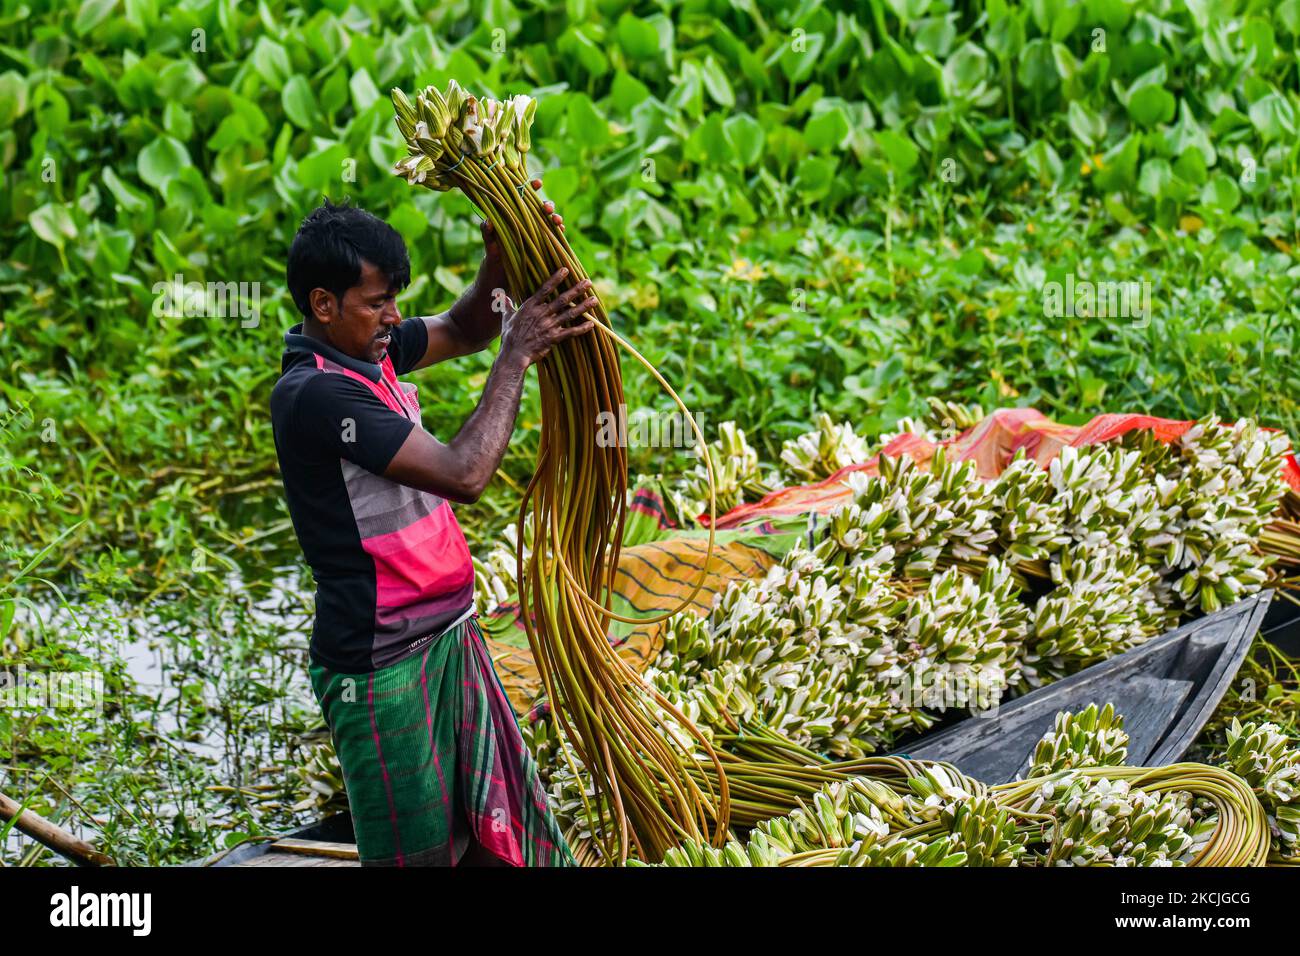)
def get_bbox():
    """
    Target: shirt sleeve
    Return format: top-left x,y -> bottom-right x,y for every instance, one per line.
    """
386,316 -> 430,376
292,373 -> 417,476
